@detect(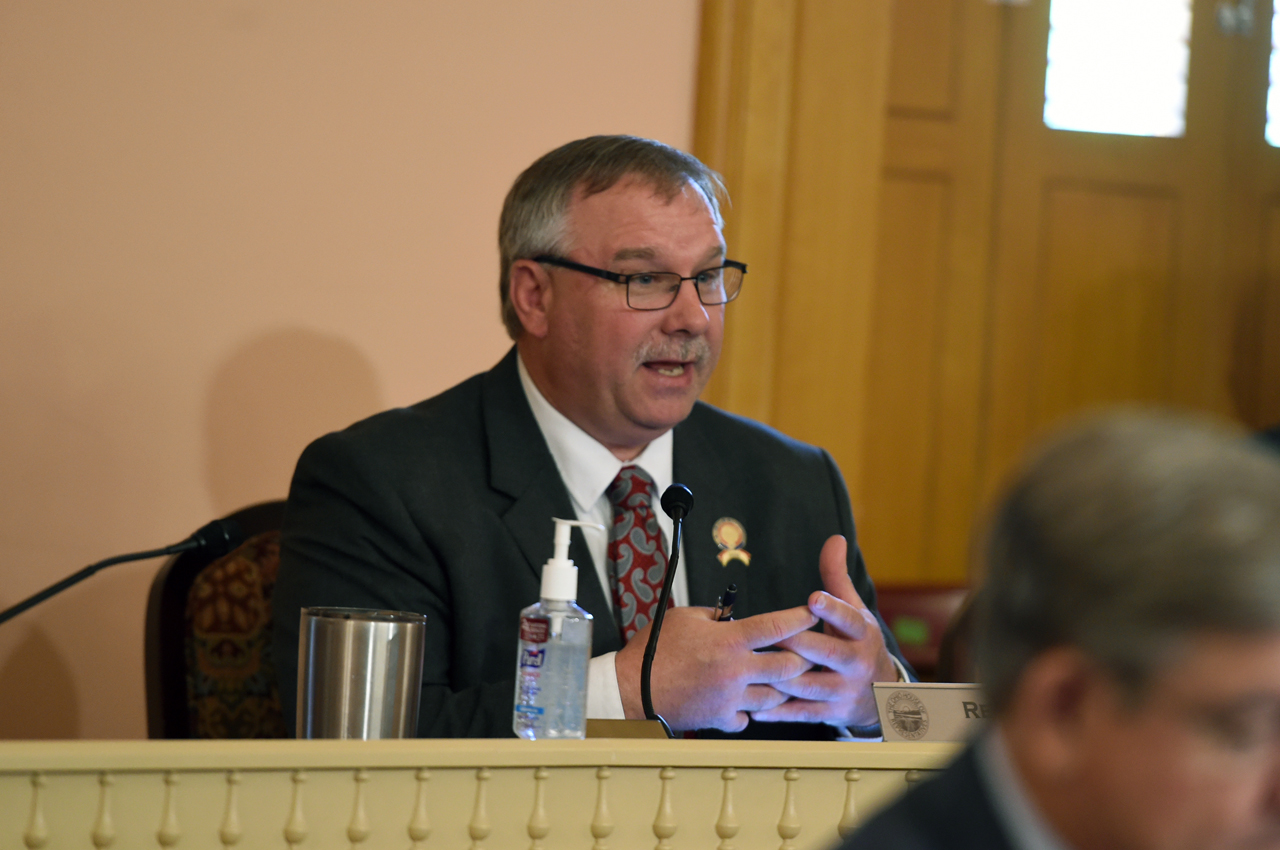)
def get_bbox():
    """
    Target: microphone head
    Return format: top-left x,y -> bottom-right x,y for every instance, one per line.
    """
191,518 -> 245,558
660,484 -> 694,521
